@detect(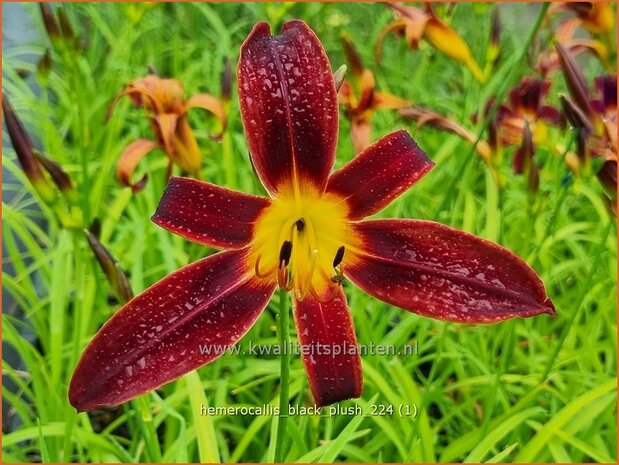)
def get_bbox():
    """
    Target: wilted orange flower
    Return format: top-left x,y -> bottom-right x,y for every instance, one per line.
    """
108,74 -> 227,192
399,105 -> 492,163
550,2 -> 615,35
535,17 -> 610,77
376,3 -> 484,82
339,34 -> 409,152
